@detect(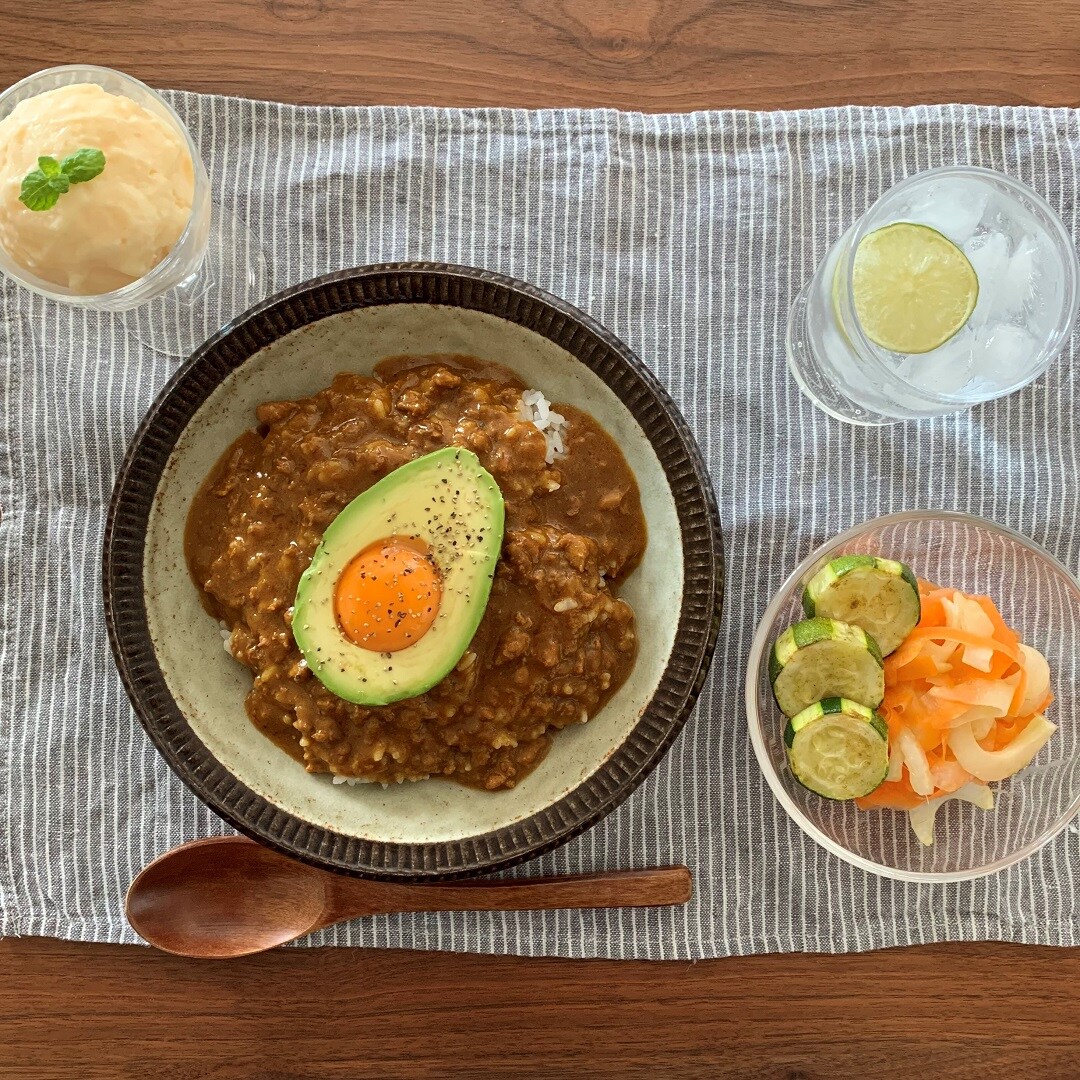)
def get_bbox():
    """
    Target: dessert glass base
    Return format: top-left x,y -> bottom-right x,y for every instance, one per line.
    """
126,205 -> 268,358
